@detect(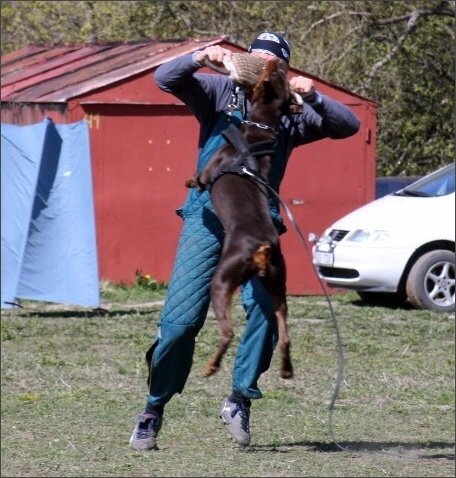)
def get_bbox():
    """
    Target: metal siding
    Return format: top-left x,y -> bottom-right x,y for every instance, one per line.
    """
85,103 -> 198,284
1,46 -> 116,98
0,45 -> 74,74
280,103 -> 375,294
0,102 -> 86,125
78,71 -> 171,104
